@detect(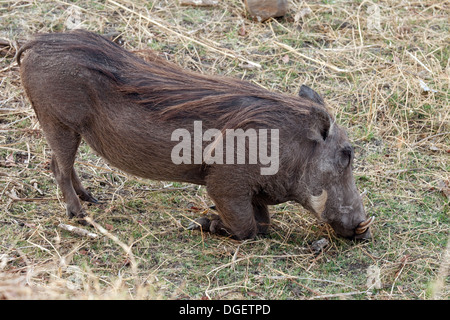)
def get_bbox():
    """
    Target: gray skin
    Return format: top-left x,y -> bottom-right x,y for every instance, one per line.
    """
17,30 -> 373,241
